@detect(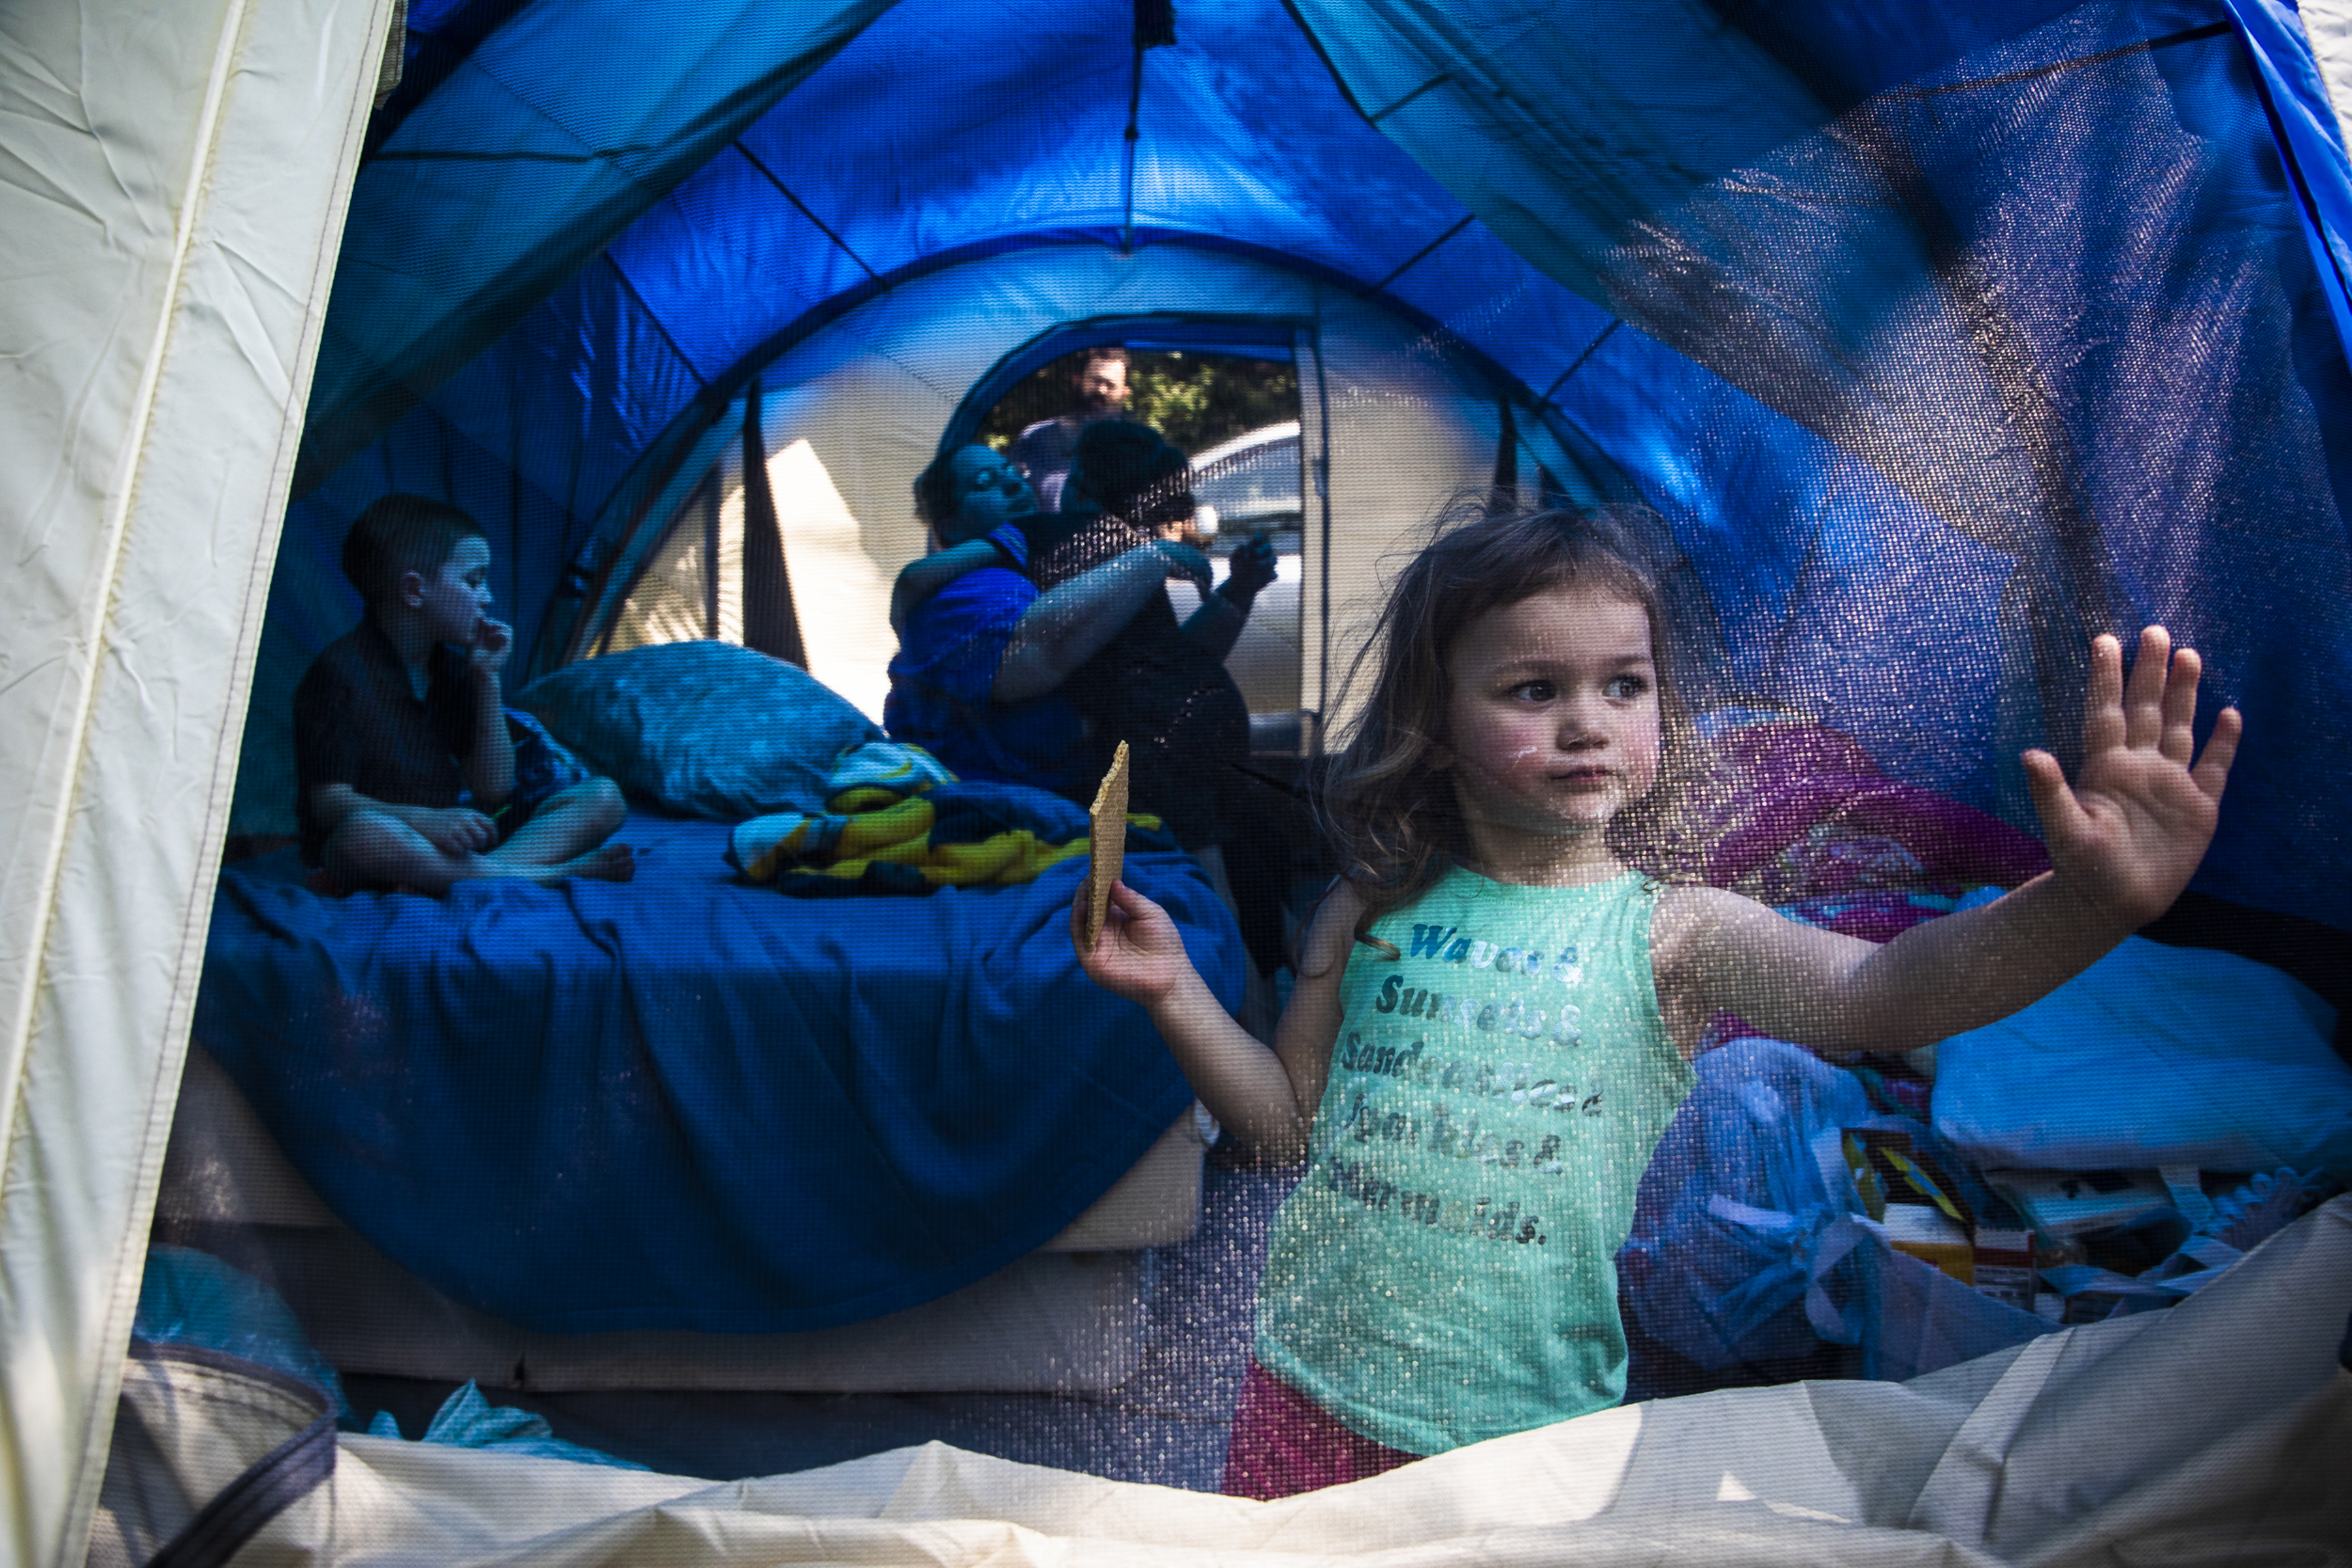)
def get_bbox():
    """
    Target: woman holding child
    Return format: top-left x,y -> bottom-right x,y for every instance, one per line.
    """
883,429 -> 1271,824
